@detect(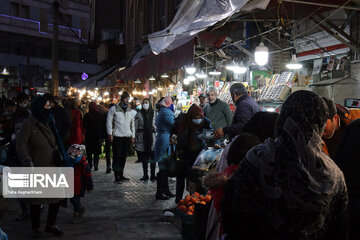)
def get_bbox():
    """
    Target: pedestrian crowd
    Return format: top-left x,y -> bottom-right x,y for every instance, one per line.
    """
0,84 -> 359,240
